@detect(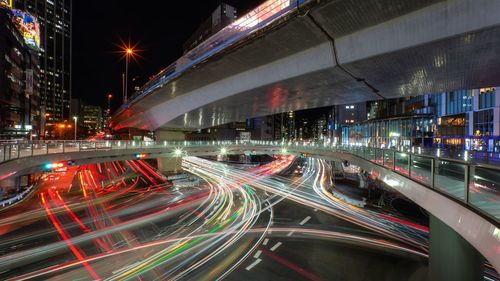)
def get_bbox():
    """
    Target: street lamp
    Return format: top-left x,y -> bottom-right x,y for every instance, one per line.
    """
125,49 -> 132,104
72,116 -> 78,141
107,93 -> 113,113
120,45 -> 137,104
